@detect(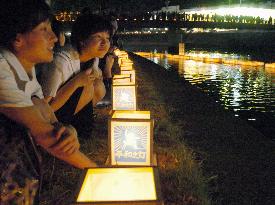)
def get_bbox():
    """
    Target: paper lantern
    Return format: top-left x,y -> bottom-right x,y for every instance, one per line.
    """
112,83 -> 137,111
121,62 -> 133,67
118,55 -> 129,66
120,64 -> 133,71
108,110 -> 153,166
121,59 -> 133,65
114,49 -> 122,56
73,167 -> 163,205
120,70 -> 136,84
113,74 -> 134,85
112,74 -> 136,110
